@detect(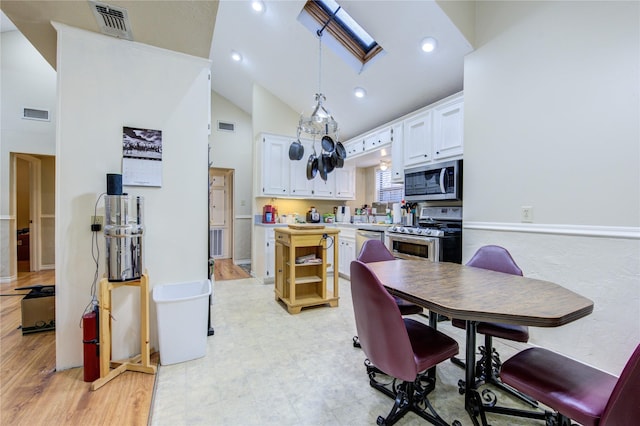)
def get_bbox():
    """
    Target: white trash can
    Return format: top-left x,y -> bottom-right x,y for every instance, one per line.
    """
153,280 -> 212,365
